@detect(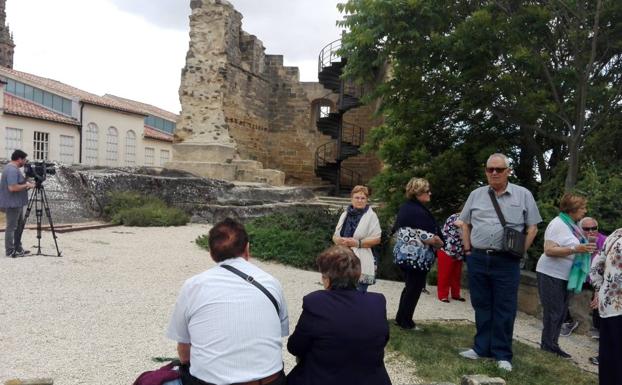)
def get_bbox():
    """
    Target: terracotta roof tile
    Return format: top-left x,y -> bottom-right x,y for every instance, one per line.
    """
4,93 -> 79,126
0,67 -> 146,116
103,94 -> 179,122
144,126 -> 173,142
